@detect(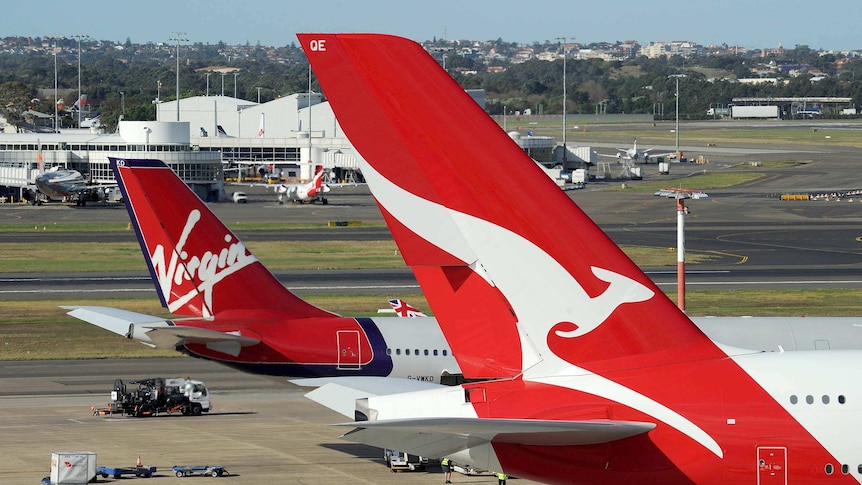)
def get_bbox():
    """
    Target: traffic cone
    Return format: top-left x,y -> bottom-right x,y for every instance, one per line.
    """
136,455 -> 142,467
